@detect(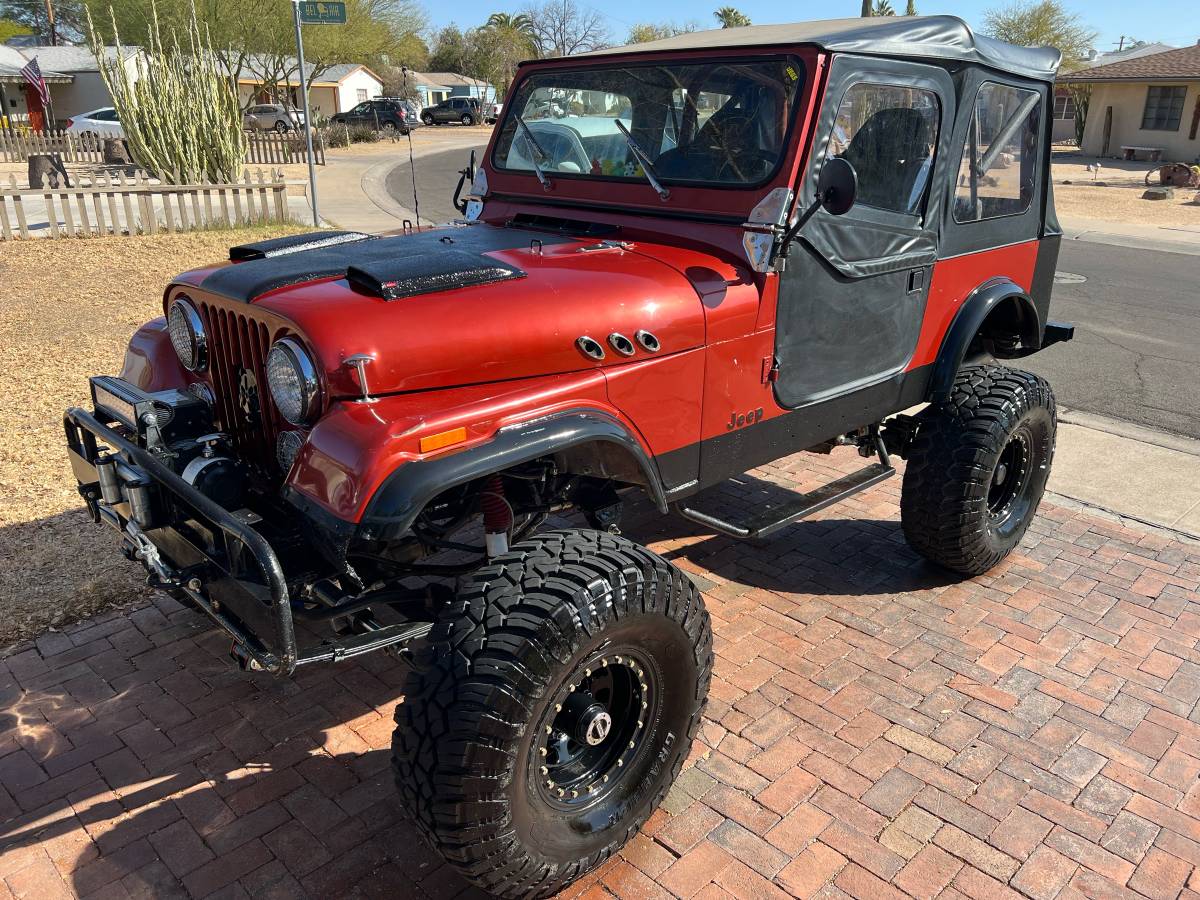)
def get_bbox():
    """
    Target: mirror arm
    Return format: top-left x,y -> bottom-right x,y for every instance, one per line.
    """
776,196 -> 823,260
